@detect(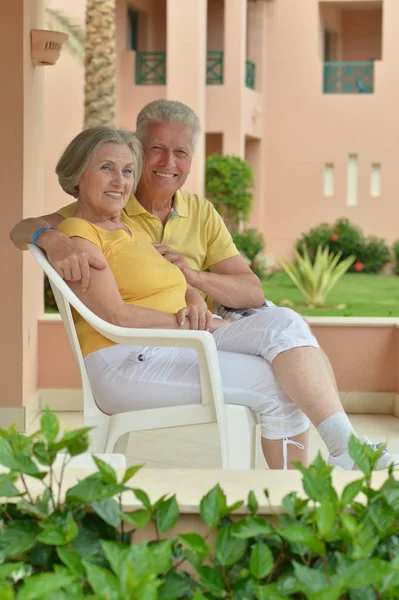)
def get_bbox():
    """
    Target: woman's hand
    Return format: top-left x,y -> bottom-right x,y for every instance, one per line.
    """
176,304 -> 214,330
